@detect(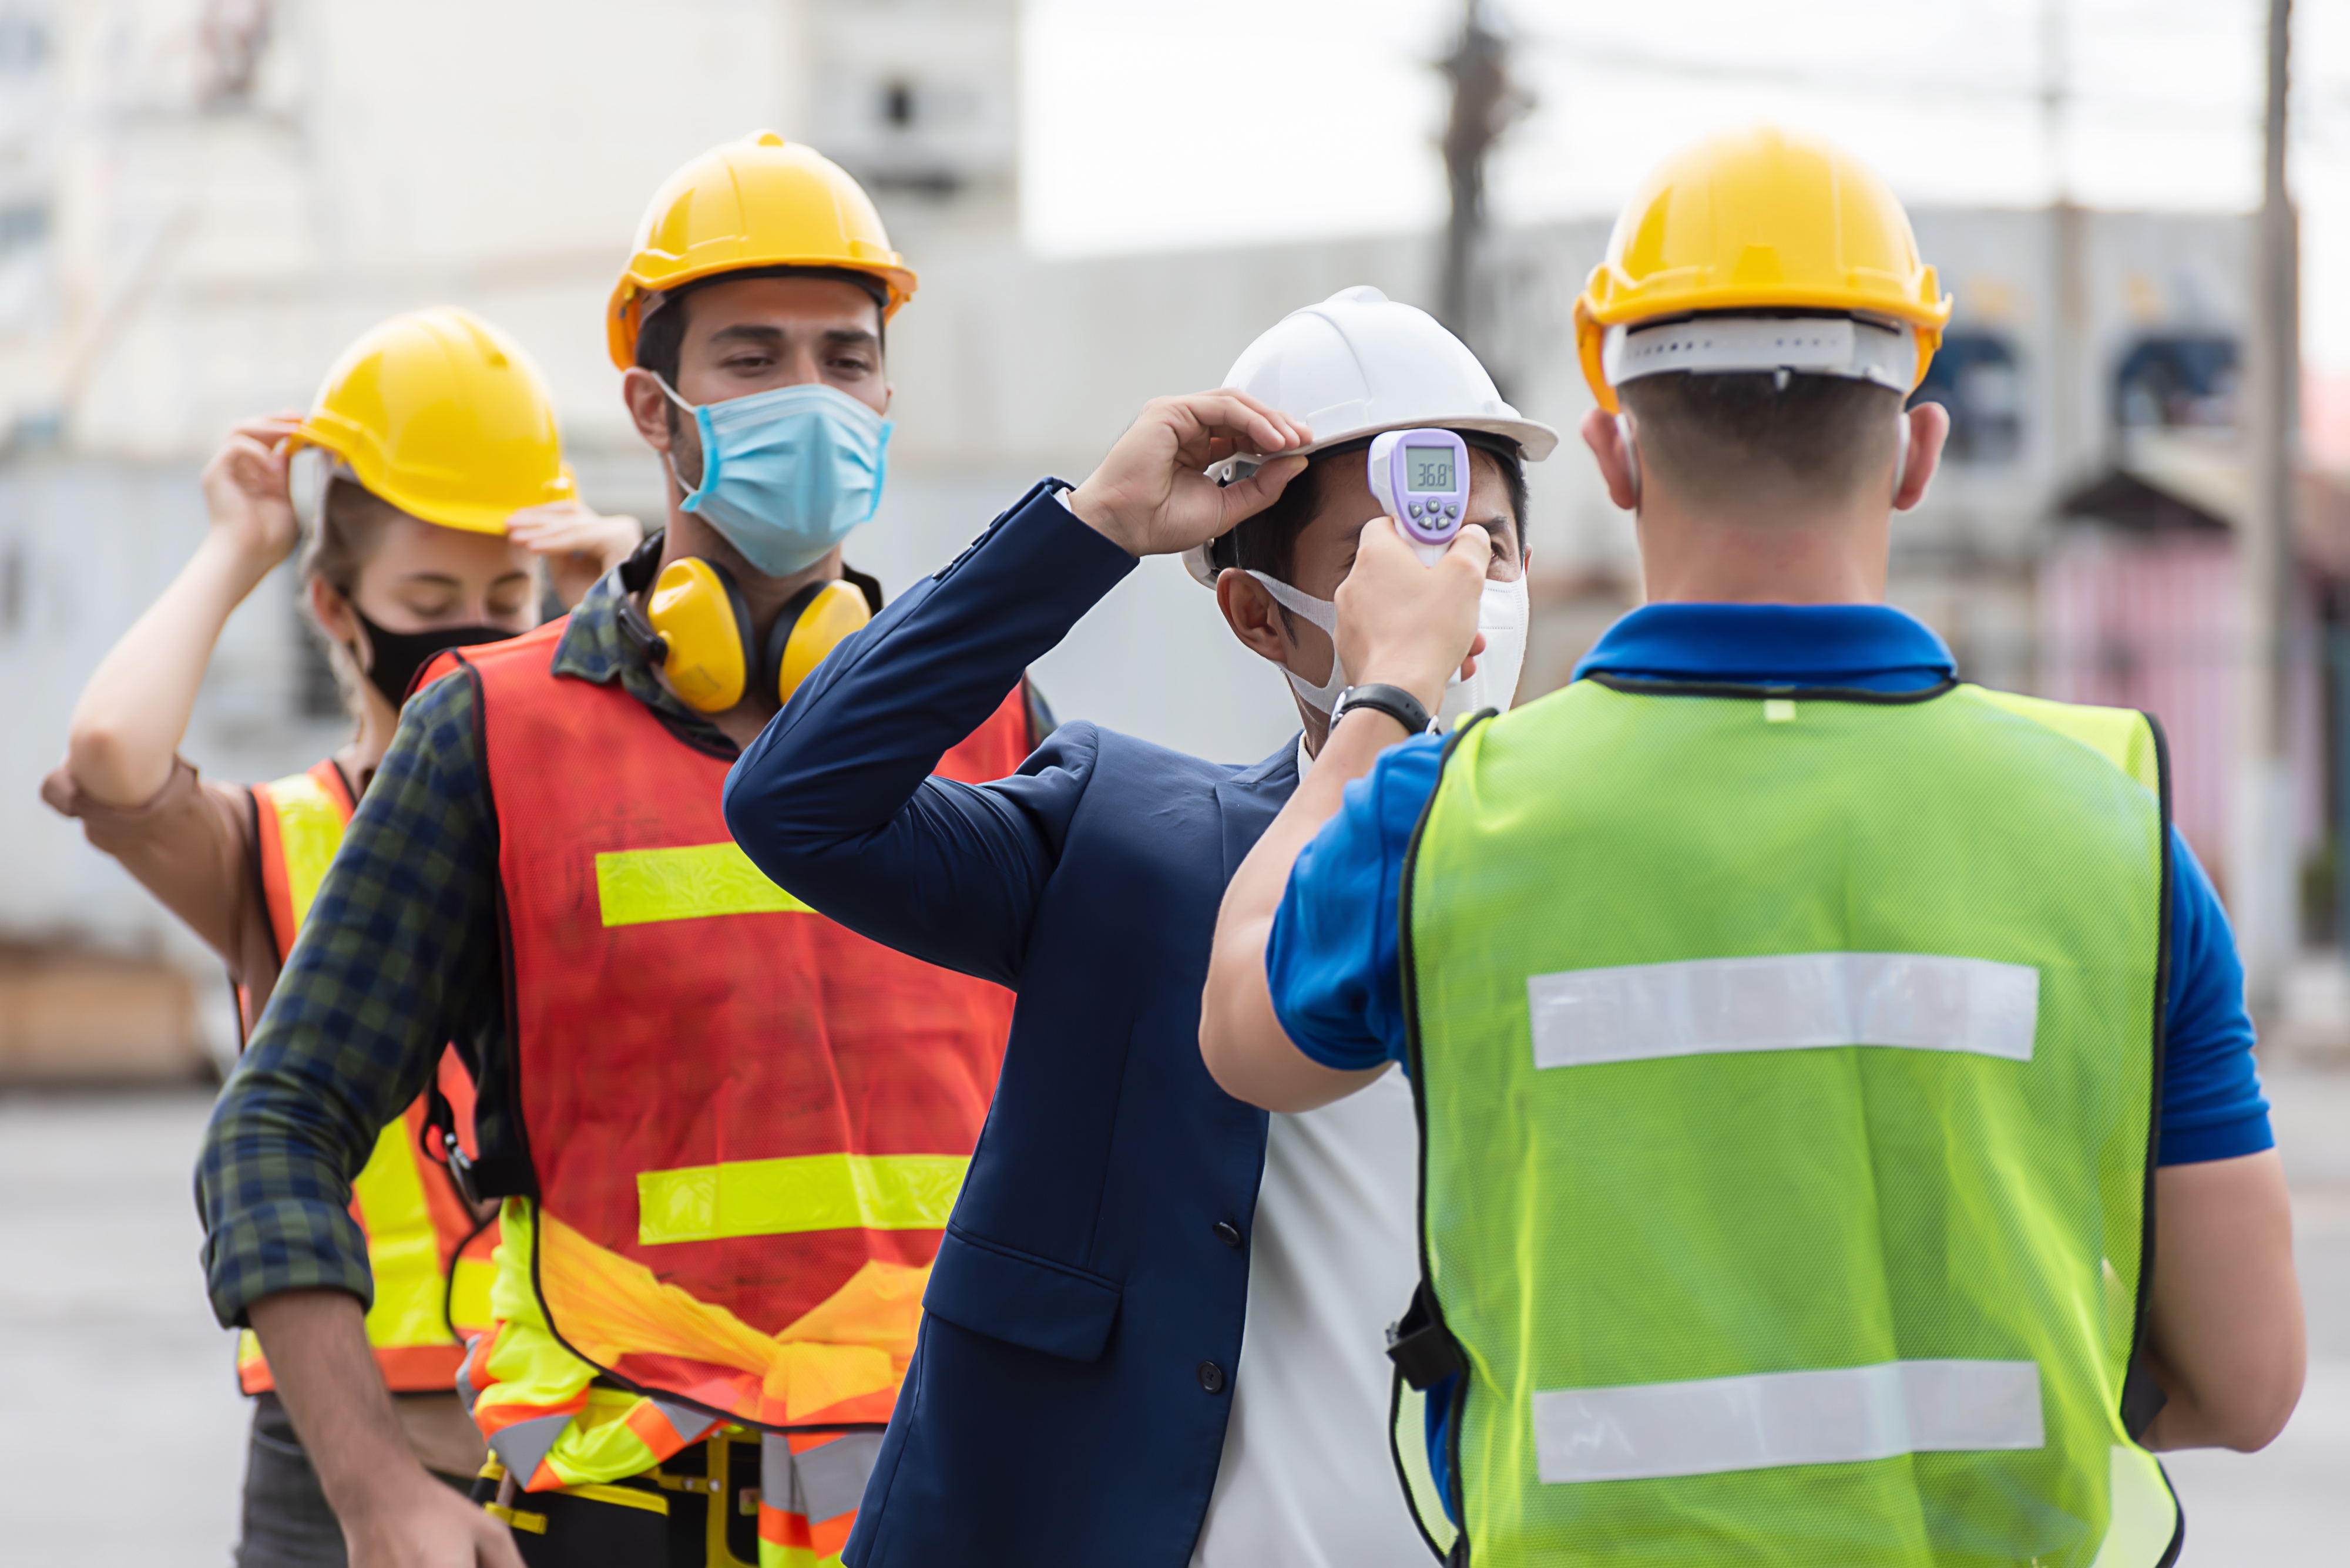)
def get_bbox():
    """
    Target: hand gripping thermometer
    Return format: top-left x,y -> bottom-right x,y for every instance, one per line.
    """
1368,428 -> 1471,564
